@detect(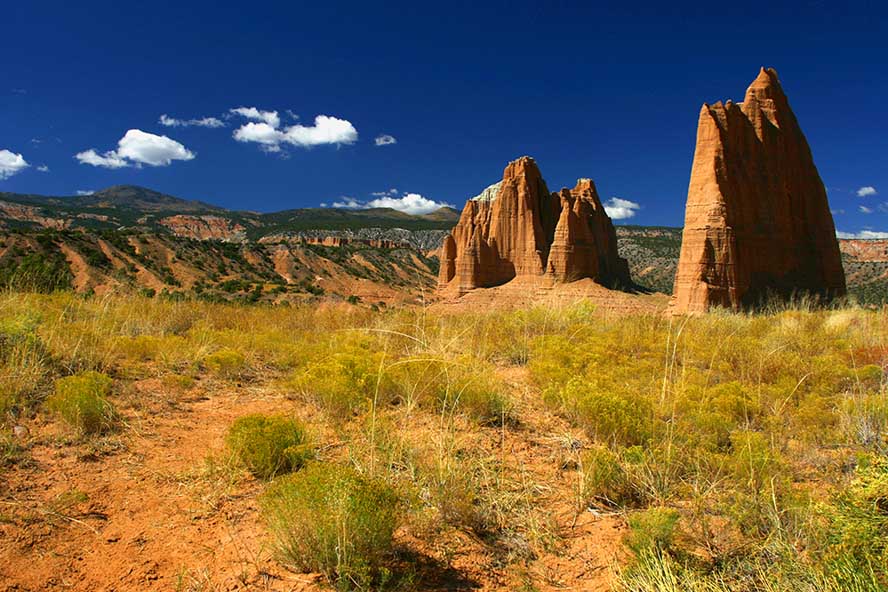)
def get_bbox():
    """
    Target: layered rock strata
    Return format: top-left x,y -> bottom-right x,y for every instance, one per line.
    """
672,68 -> 845,312
438,156 -> 629,294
